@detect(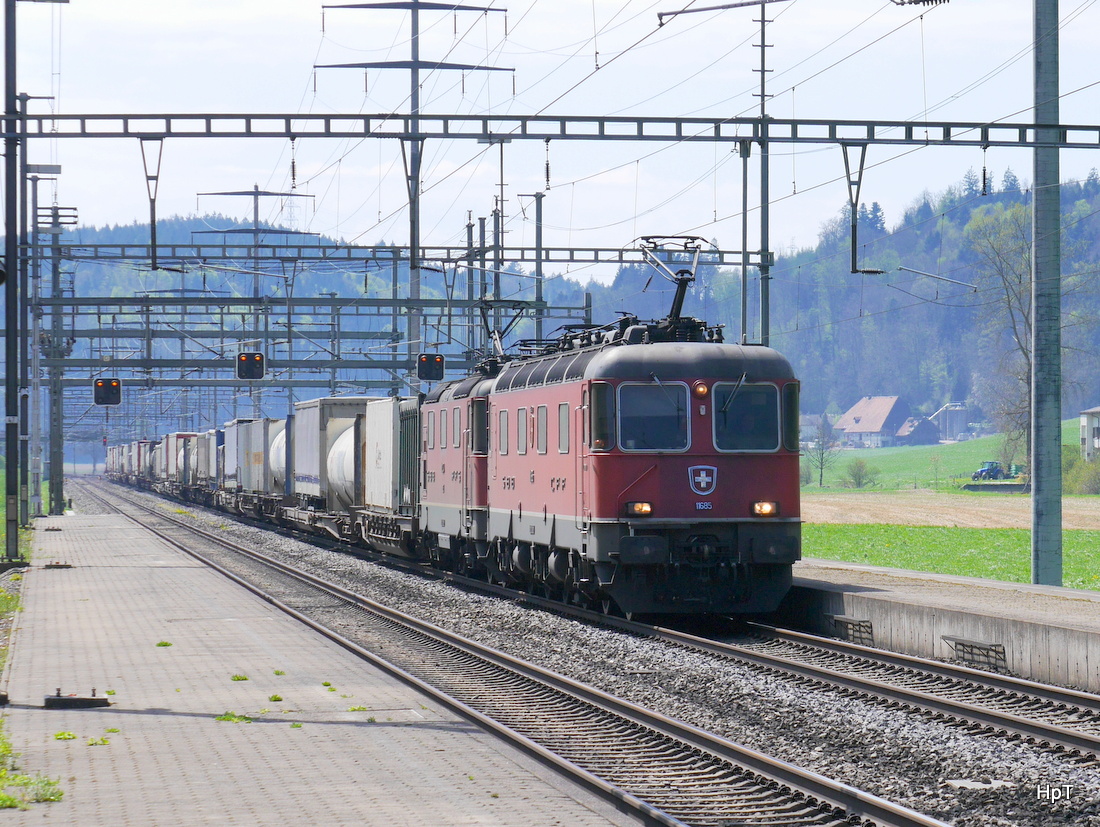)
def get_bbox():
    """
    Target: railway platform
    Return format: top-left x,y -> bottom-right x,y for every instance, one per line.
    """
782,558 -> 1100,694
0,514 -> 639,826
